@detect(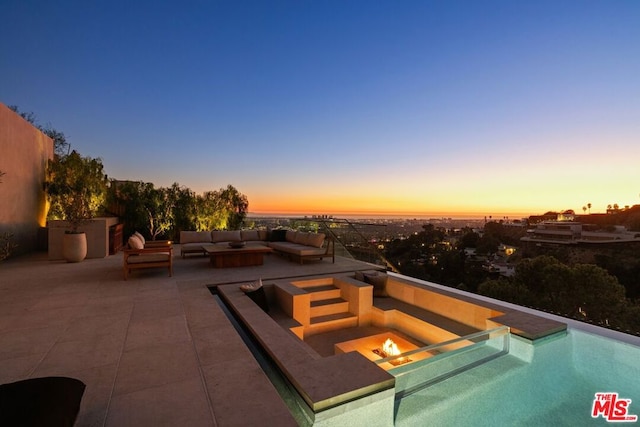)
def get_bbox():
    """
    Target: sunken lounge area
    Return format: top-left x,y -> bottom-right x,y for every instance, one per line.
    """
0,247 -> 566,426
216,269 -> 567,424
